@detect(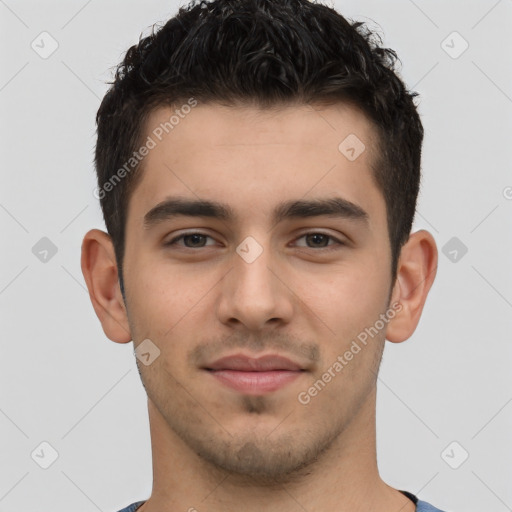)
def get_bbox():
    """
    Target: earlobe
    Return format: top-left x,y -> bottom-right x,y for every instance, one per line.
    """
386,230 -> 438,343
80,229 -> 132,343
